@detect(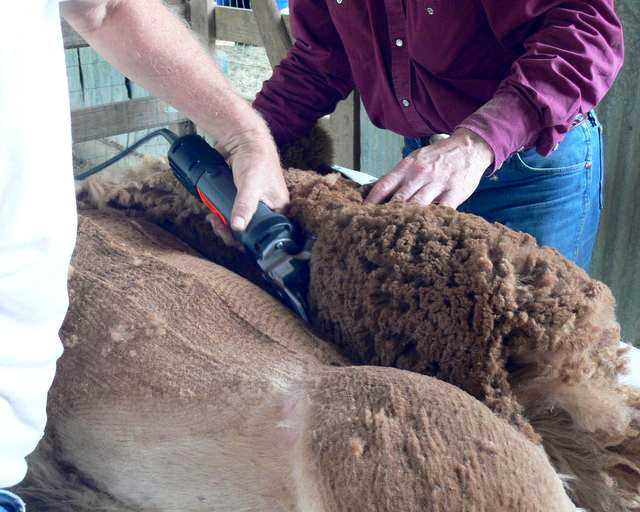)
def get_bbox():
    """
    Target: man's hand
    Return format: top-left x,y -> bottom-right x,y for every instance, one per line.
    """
217,130 -> 289,232
208,130 -> 289,247
366,128 -> 495,208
